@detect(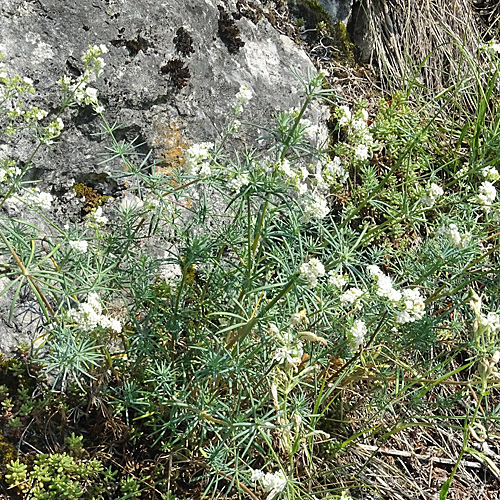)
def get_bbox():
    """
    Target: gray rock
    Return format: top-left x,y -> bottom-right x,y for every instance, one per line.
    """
318,0 -> 353,24
0,0 -> 329,354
